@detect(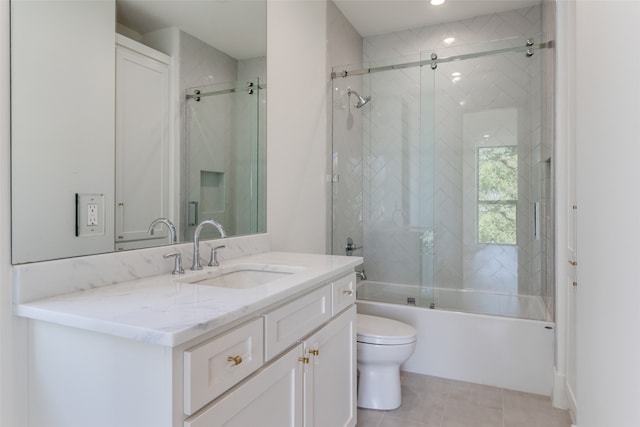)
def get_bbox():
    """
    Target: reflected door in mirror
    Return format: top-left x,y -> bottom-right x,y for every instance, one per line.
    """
115,35 -> 174,251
